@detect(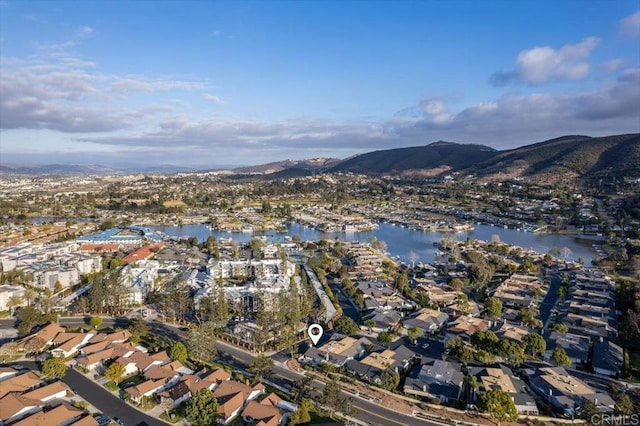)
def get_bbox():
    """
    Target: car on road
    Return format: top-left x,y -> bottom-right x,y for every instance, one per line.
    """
12,364 -> 26,370
112,417 -> 125,426
94,415 -> 112,426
